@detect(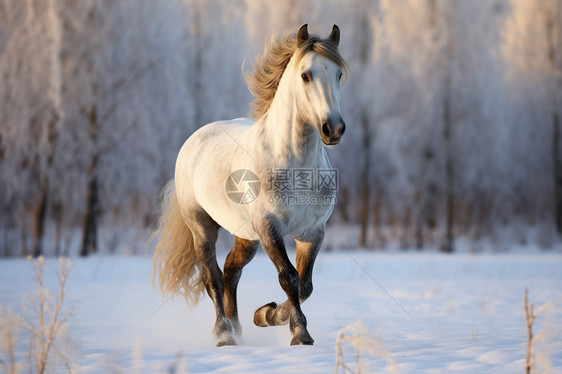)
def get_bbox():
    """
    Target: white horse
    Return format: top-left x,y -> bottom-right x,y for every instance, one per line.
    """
153,24 -> 349,346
